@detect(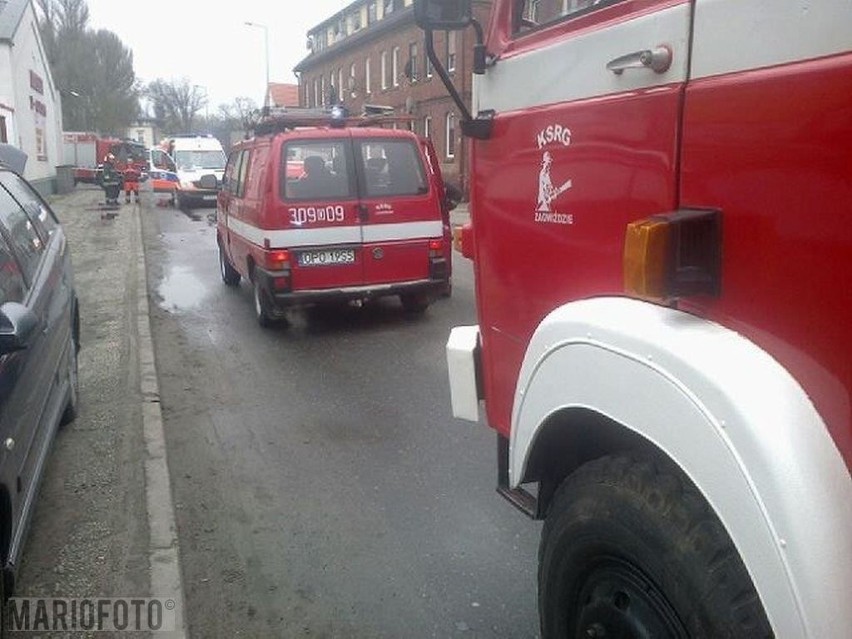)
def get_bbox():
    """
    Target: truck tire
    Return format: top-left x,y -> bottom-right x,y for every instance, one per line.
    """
538,453 -> 773,639
219,244 -> 241,286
